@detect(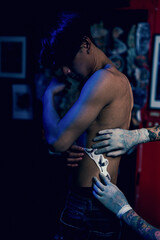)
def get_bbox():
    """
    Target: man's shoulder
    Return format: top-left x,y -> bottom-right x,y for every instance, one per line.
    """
80,68 -> 120,104
85,67 -> 117,90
